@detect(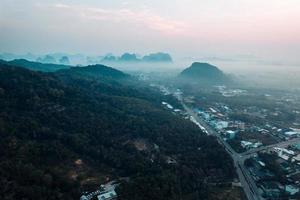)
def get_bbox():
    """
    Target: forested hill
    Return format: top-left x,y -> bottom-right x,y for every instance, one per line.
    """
179,62 -> 231,85
0,59 -> 70,72
0,63 -> 235,200
57,64 -> 130,80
